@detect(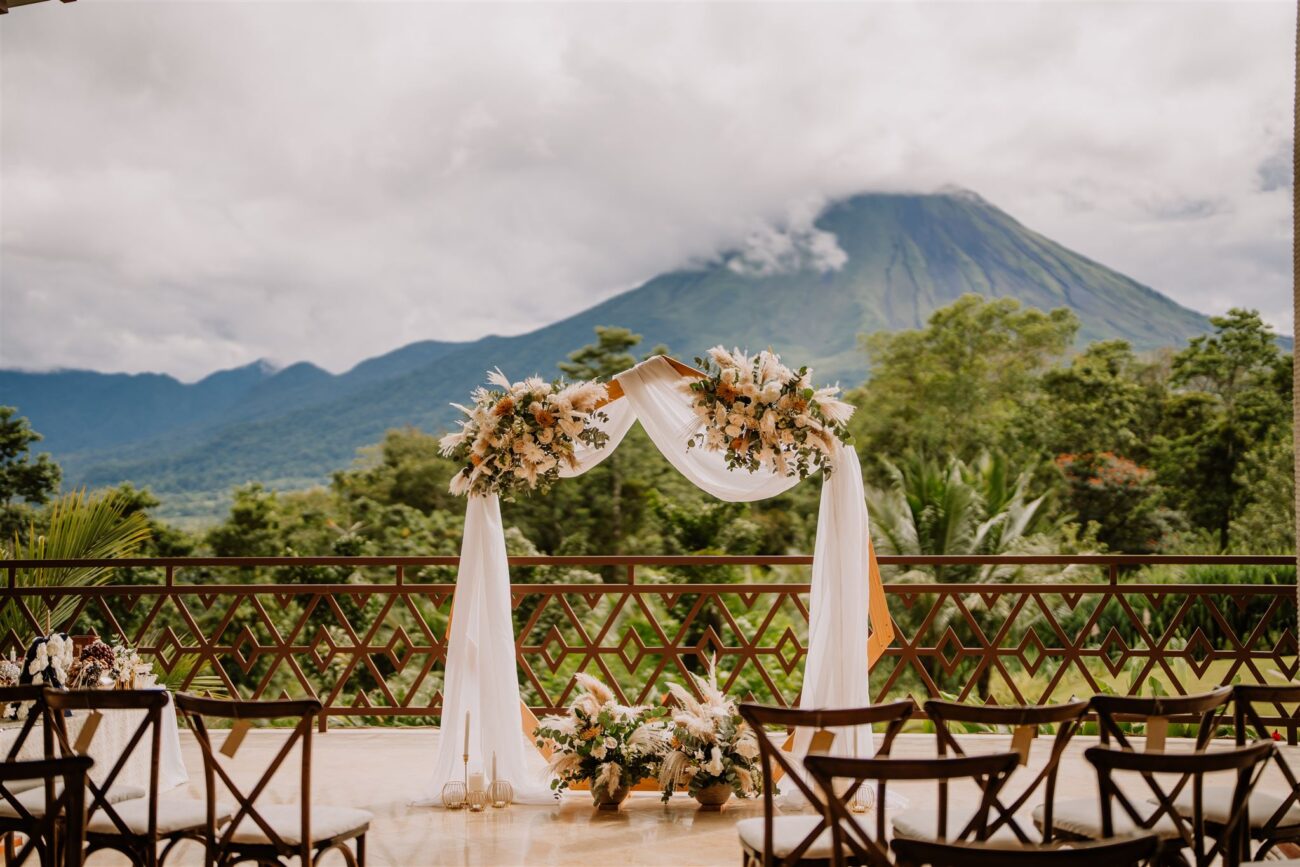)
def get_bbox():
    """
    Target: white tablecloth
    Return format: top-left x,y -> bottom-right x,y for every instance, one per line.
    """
0,691 -> 187,792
